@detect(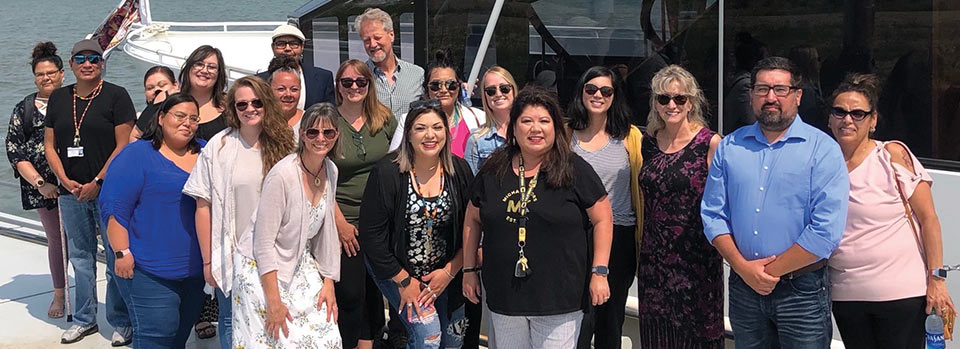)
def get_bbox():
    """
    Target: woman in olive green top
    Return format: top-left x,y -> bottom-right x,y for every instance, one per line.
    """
332,59 -> 397,349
